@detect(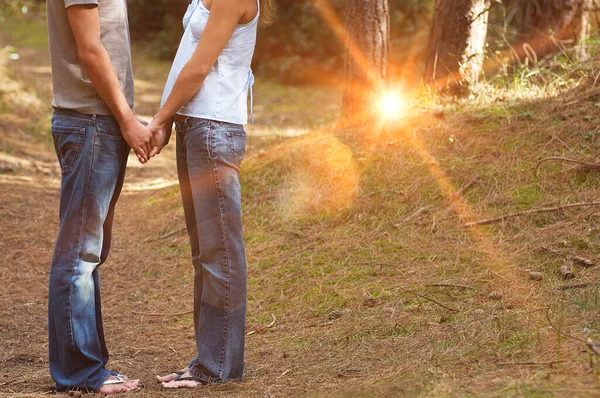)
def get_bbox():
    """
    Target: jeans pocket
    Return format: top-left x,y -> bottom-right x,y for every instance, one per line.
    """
225,130 -> 246,165
51,125 -> 86,174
